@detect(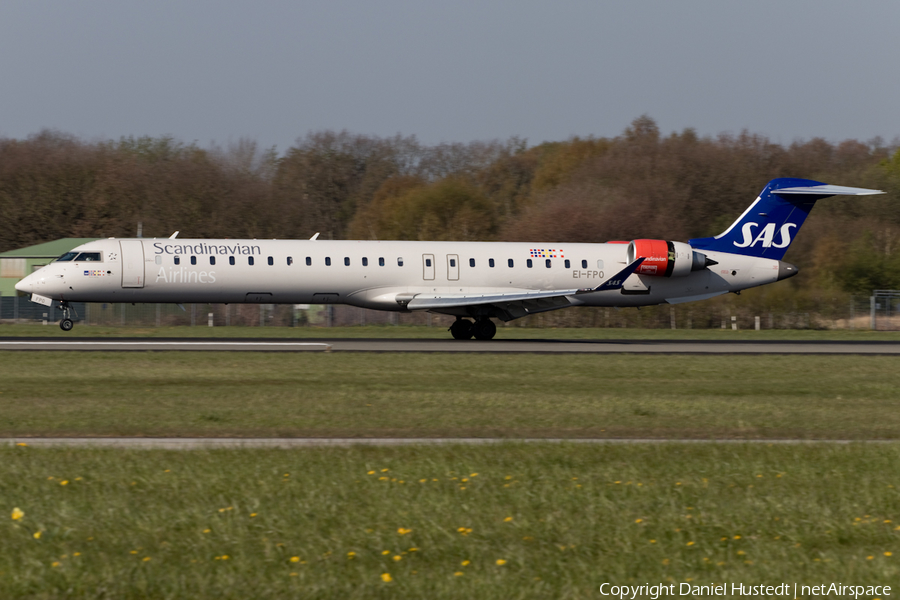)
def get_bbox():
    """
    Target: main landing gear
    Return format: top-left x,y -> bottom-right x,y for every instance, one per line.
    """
58,301 -> 75,332
449,317 -> 496,340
